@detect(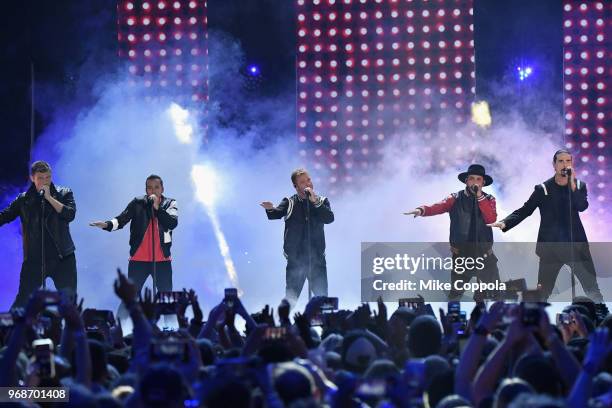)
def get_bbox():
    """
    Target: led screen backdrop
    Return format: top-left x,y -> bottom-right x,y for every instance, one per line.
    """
562,1 -> 610,220
117,0 -> 209,105
296,0 -> 476,194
